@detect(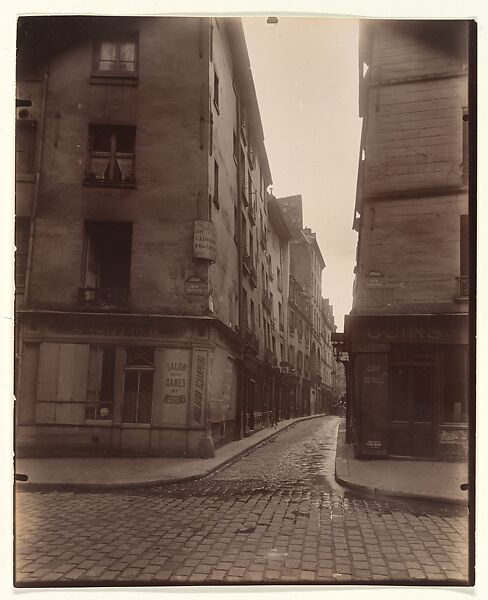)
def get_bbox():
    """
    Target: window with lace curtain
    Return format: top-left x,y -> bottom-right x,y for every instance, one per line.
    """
92,36 -> 138,82
86,125 -> 136,186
